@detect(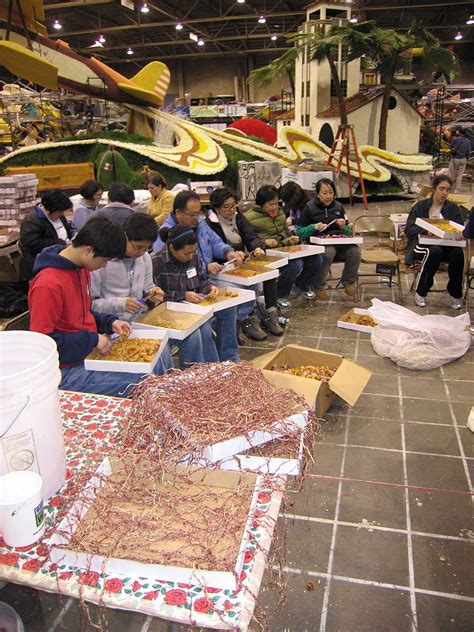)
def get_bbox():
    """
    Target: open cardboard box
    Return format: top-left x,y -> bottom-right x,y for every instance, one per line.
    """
250,344 -> 372,416
337,308 -> 376,334
310,235 -> 363,246
187,286 -> 256,313
135,301 -> 212,340
84,327 -> 169,374
266,244 -> 324,260
215,261 -> 279,286
50,458 -> 265,591
415,217 -> 465,240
